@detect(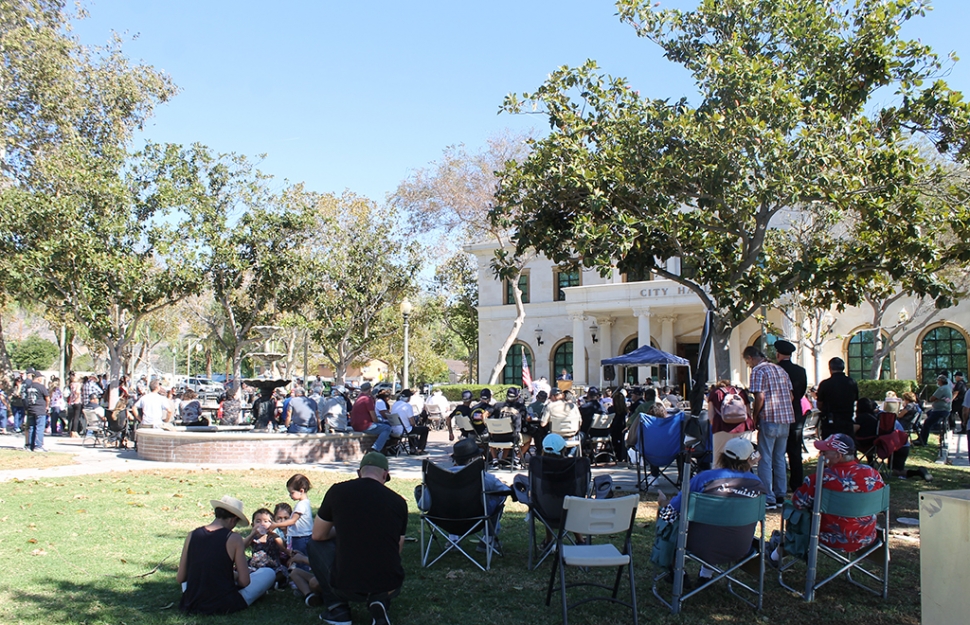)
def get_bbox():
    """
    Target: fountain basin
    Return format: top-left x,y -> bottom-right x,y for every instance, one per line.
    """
136,428 -> 377,465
